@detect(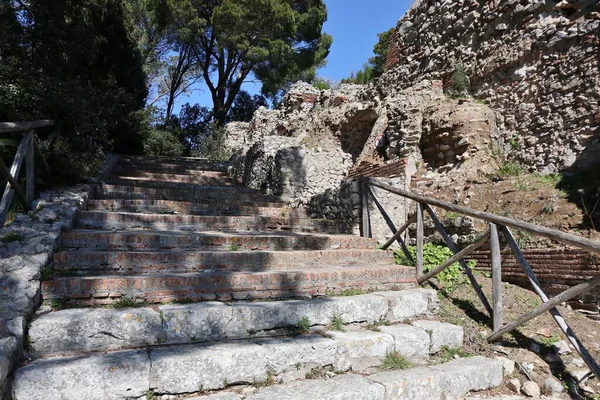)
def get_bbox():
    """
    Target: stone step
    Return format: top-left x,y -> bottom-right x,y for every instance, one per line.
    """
100,180 -> 260,194
29,289 -> 440,356
76,211 -> 345,233
87,199 -> 288,213
94,184 -> 278,202
112,163 -> 227,175
117,155 -> 228,170
60,230 -> 377,251
13,340 -> 501,400
52,249 -> 393,274
41,264 -> 417,304
109,171 -> 233,185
